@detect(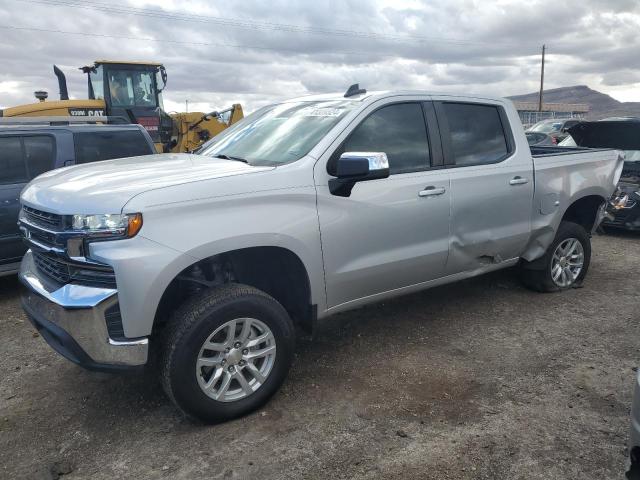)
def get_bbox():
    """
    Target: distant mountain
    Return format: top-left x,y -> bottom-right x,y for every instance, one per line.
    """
508,85 -> 640,120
